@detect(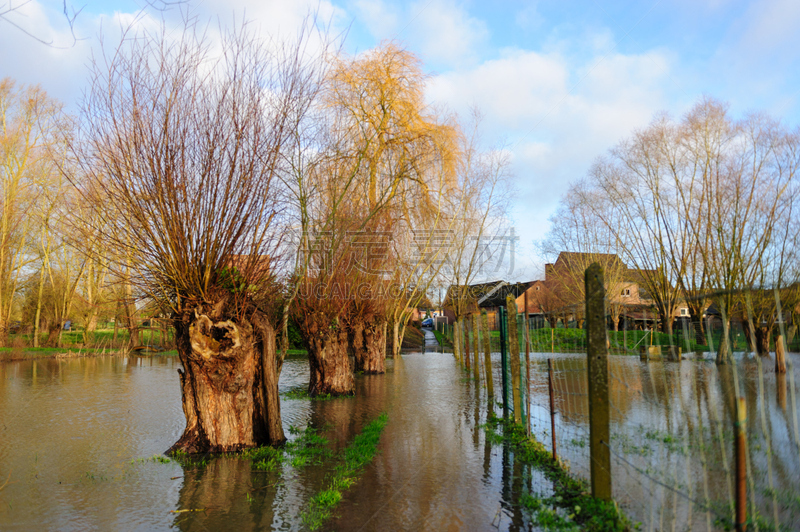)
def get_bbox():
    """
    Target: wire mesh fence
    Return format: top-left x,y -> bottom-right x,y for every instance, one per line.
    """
520,302 -> 800,531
